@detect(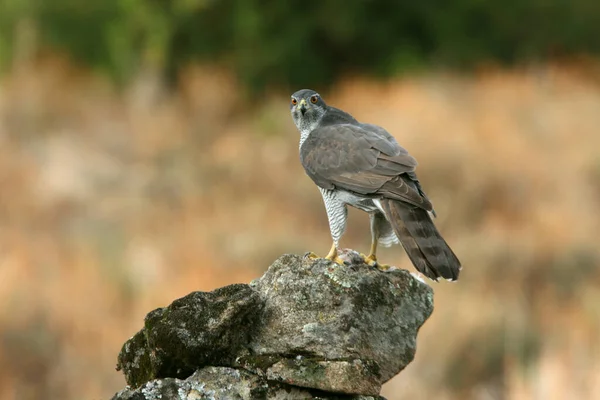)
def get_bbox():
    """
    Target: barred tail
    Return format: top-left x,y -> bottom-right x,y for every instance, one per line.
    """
380,199 -> 461,281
